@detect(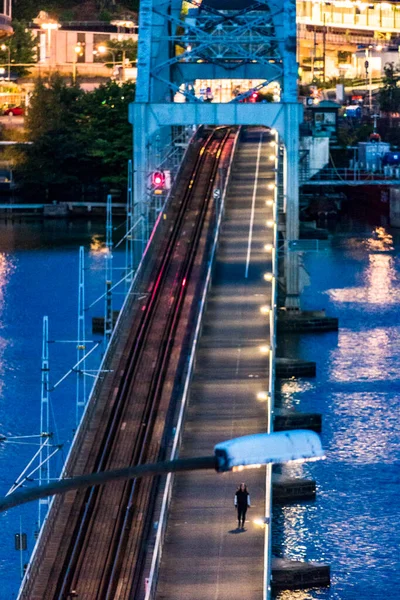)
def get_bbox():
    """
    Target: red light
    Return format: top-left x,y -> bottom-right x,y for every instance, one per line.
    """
252,92 -> 258,99
152,171 -> 165,188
